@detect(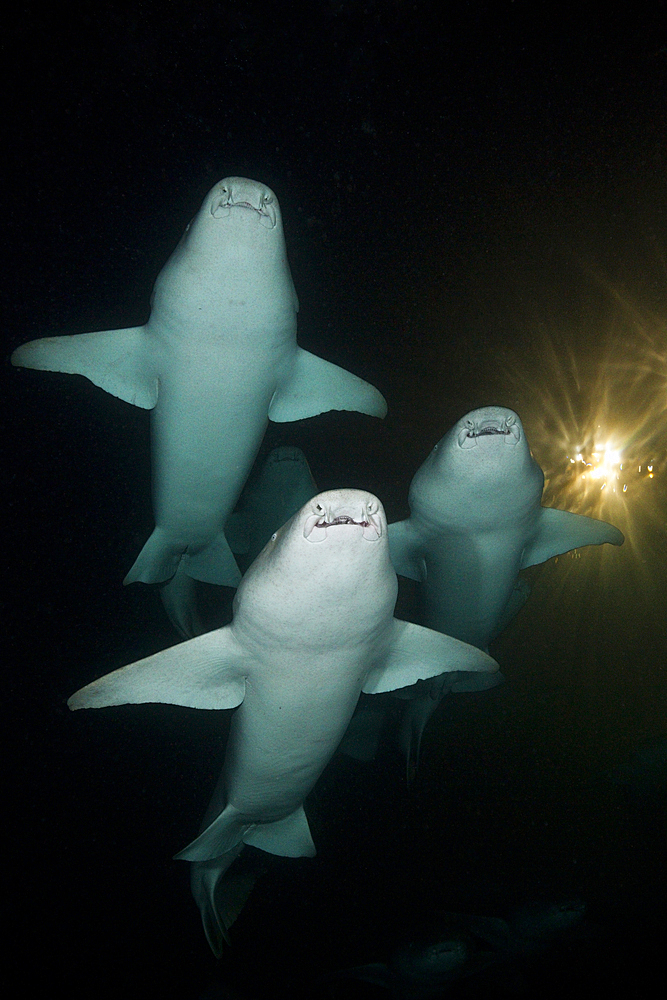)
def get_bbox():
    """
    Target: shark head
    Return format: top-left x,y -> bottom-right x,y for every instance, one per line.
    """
207,177 -> 279,230
265,488 -> 387,568
153,176 -> 298,329
176,177 -> 286,257
235,489 -> 395,645
301,490 -> 385,543
455,406 -> 522,450
409,406 -> 545,529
